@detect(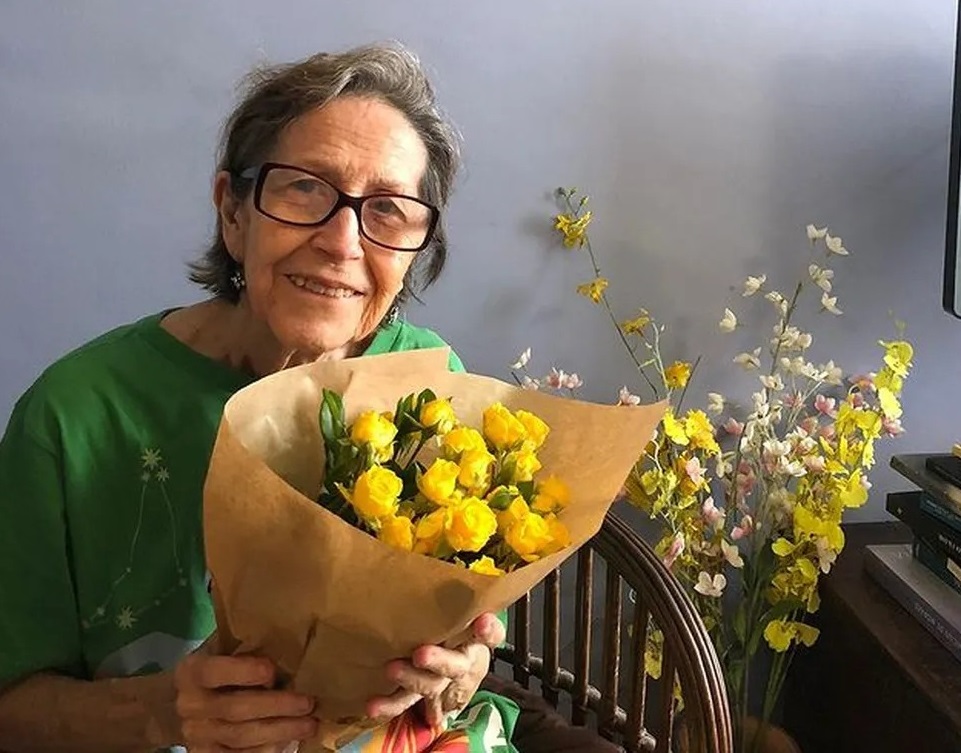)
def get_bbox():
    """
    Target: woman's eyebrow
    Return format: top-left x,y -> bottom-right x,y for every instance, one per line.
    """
287,158 -> 414,195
